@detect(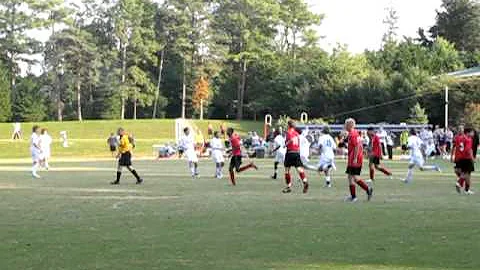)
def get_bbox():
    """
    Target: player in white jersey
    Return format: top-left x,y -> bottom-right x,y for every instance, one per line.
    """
271,128 -> 286,179
179,127 -> 199,178
210,131 -> 225,179
299,131 -> 316,171
30,125 -> 42,178
402,129 -> 441,183
40,128 -> 53,170
317,126 -> 337,187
